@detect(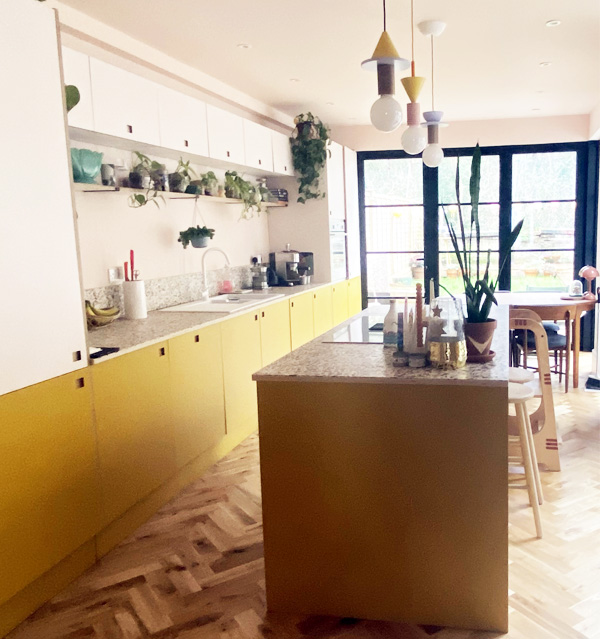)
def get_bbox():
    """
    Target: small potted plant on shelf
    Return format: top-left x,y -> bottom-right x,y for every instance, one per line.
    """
129,152 -> 166,190
178,225 -> 216,249
200,171 -> 219,196
290,112 -> 330,203
169,158 -> 196,193
224,170 -> 262,219
442,144 -> 523,363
